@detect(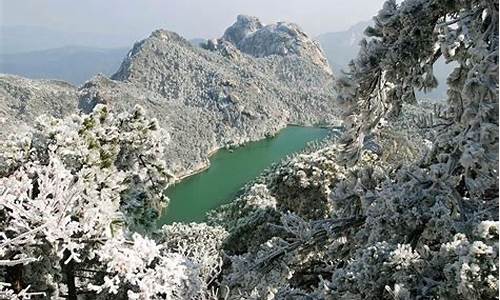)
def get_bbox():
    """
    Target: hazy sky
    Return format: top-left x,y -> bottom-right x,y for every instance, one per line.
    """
1,0 -> 384,39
